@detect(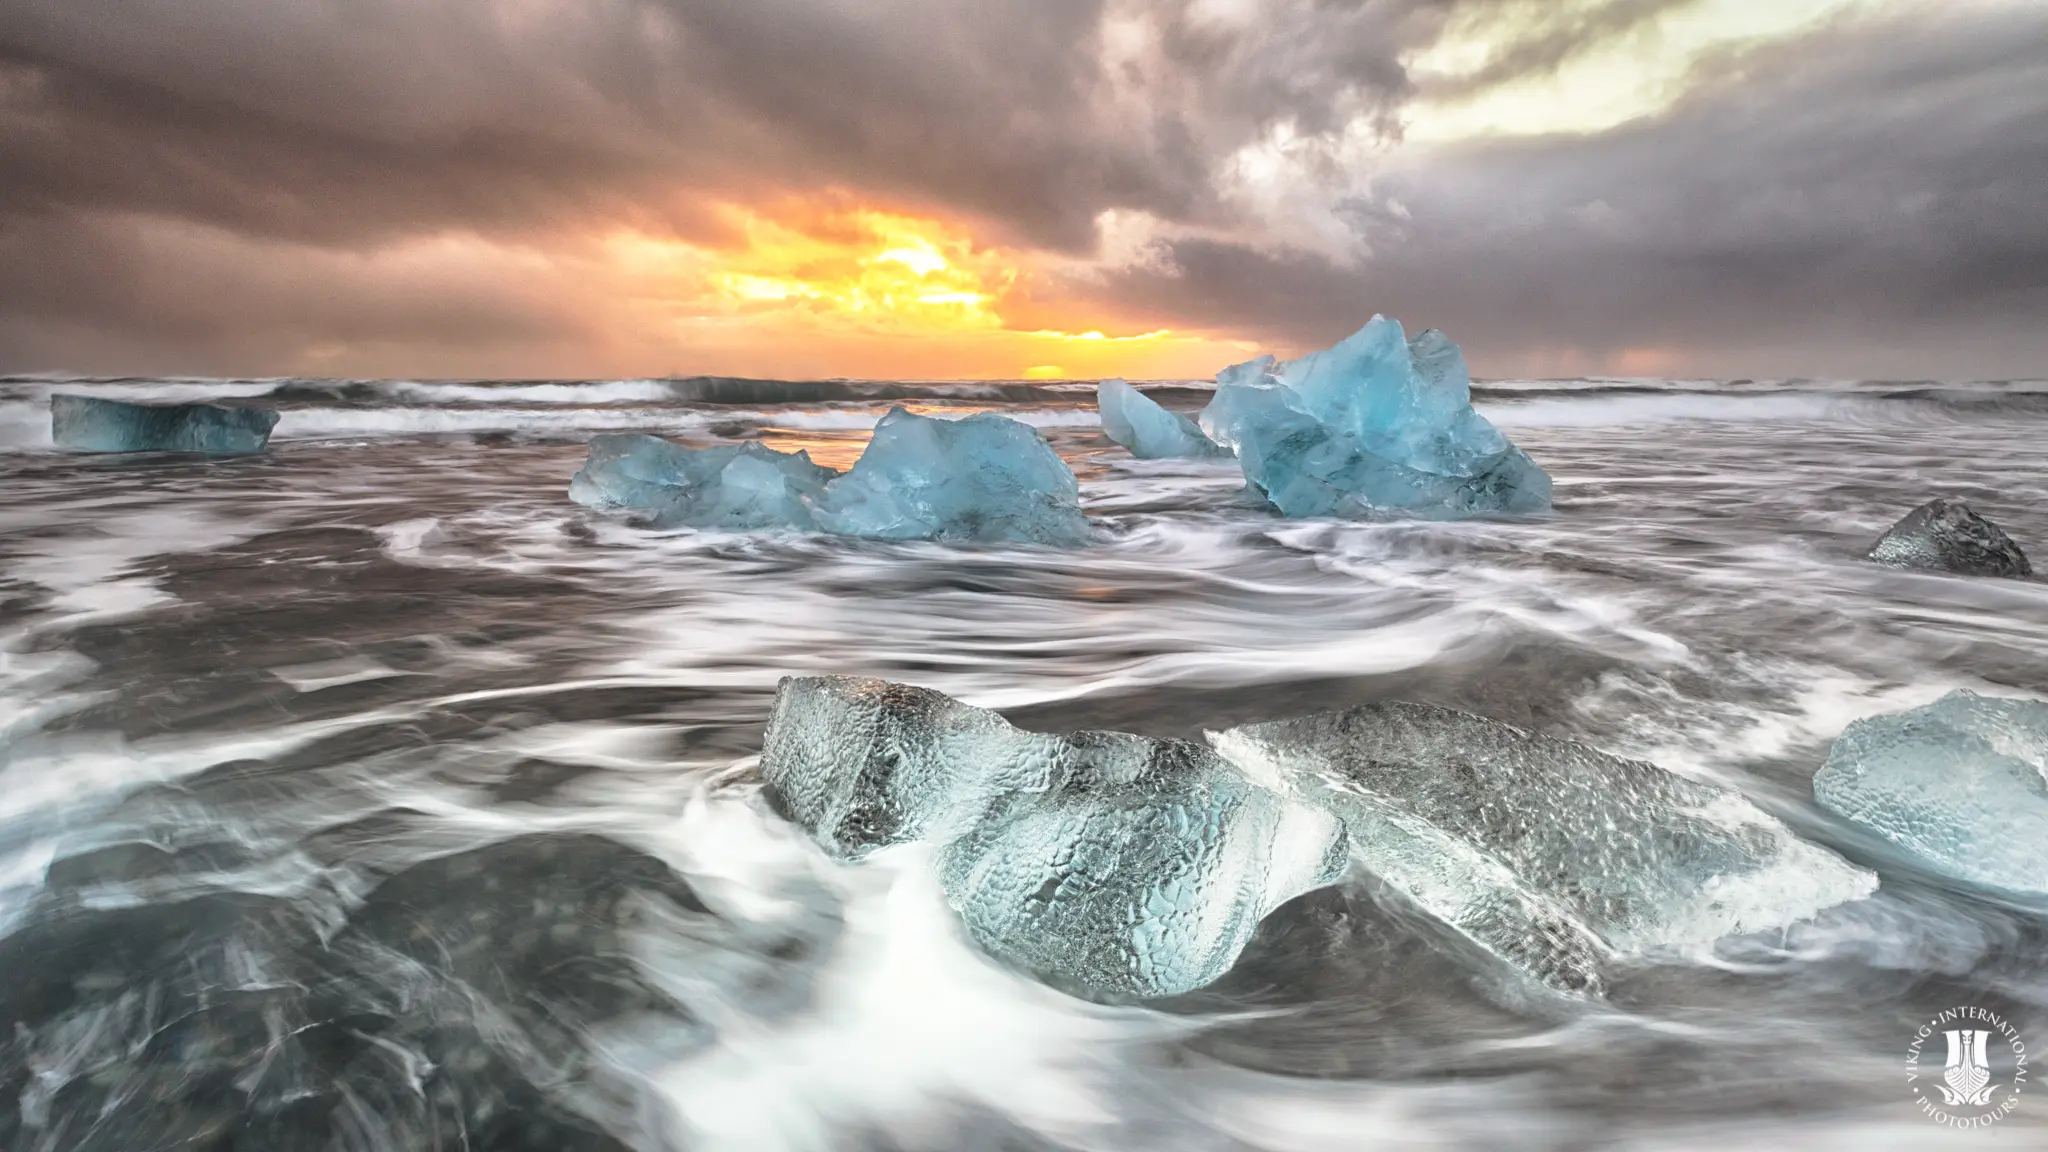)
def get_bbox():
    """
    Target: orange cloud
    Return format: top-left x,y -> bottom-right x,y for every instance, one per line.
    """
596,201 -> 1256,380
